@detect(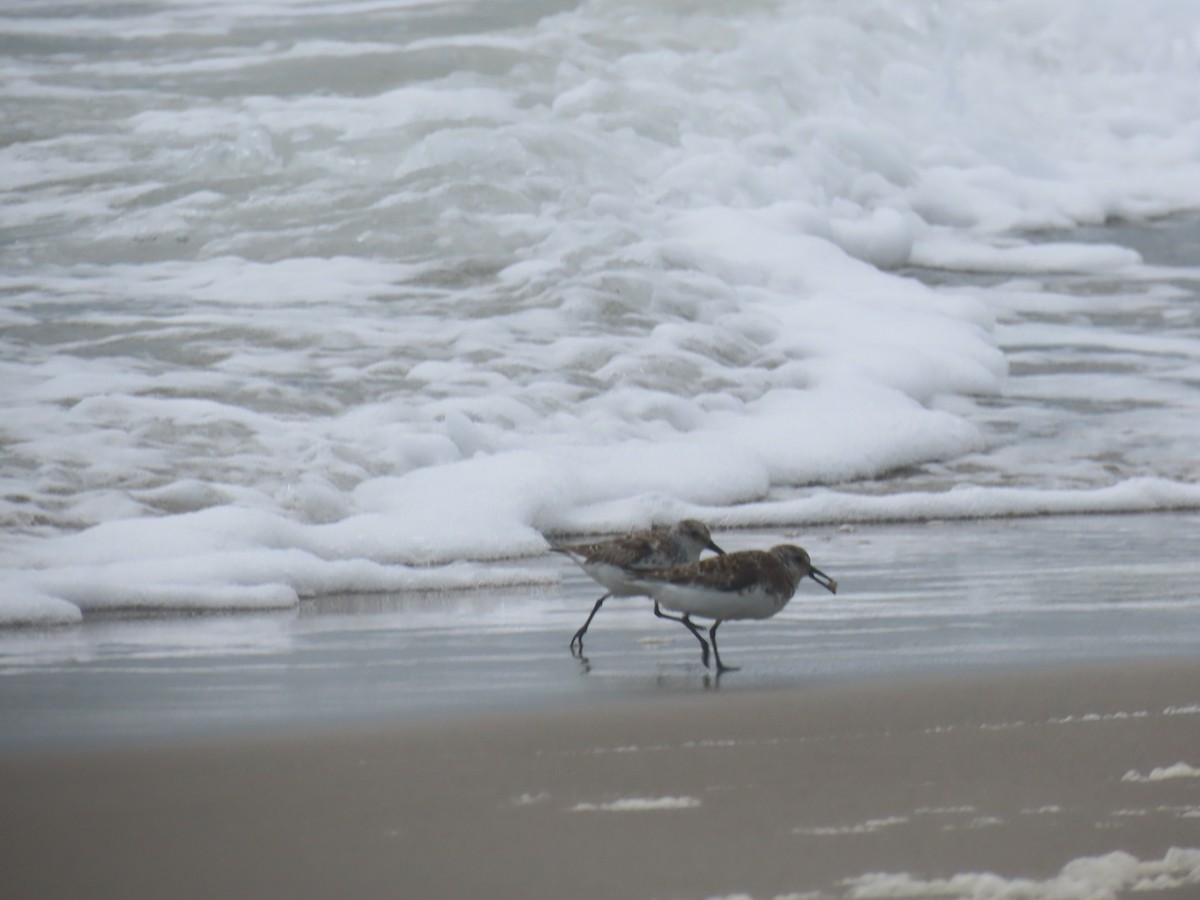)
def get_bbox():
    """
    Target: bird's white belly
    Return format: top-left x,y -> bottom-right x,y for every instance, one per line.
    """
582,562 -> 649,596
651,582 -> 783,621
